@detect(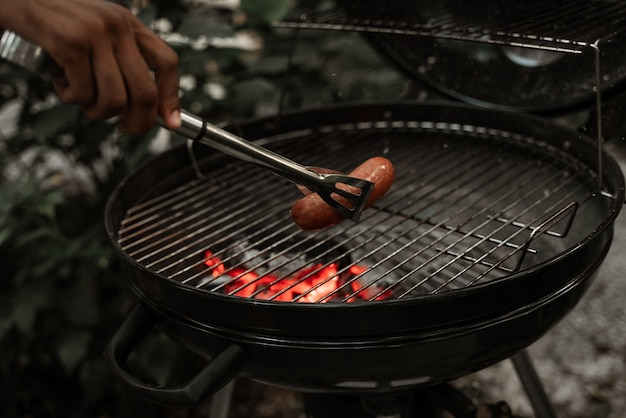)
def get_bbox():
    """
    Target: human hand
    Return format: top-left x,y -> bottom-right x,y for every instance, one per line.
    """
0,0 -> 181,135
